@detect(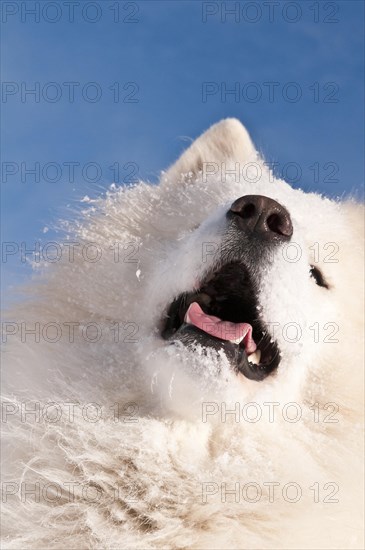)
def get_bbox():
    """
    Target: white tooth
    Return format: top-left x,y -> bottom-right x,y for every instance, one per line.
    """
185,312 -> 191,324
248,350 -> 261,365
184,306 -> 192,325
230,335 -> 245,344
